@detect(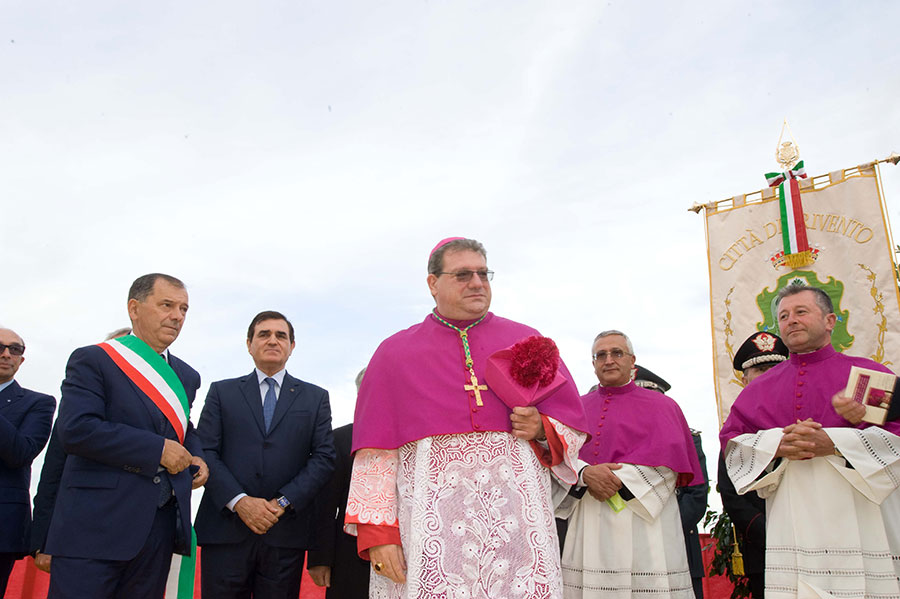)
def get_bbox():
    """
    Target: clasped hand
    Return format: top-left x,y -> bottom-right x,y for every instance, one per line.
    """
235,496 -> 285,535
776,418 -> 834,460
